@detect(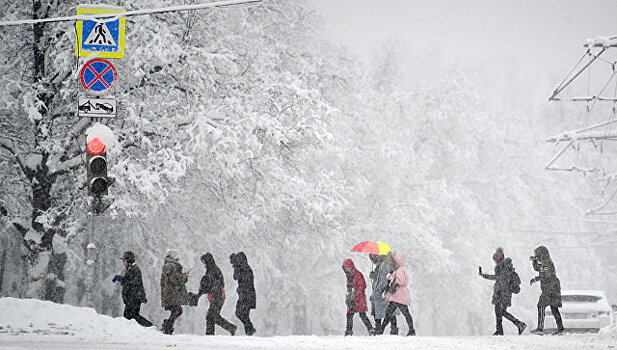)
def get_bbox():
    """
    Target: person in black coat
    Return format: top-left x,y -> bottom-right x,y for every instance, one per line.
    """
530,245 -> 564,335
479,248 -> 526,336
231,252 -> 257,335
113,251 -> 153,327
195,253 -> 237,335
